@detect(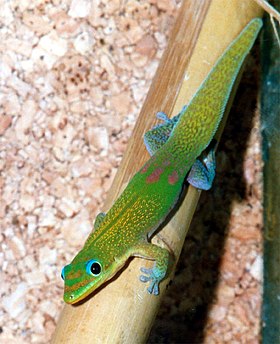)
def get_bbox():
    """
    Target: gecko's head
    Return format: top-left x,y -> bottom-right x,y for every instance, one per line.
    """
61,254 -> 118,304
